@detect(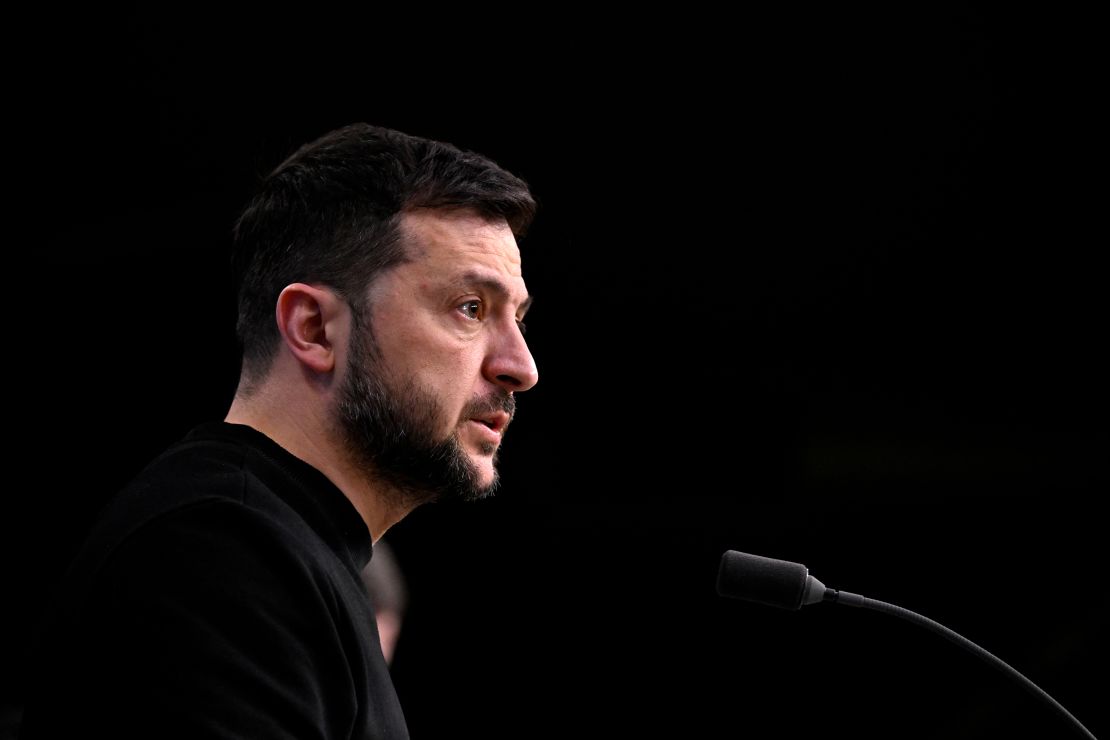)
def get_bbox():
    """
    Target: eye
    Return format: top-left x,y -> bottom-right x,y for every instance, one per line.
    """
516,318 -> 528,335
458,299 -> 483,321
